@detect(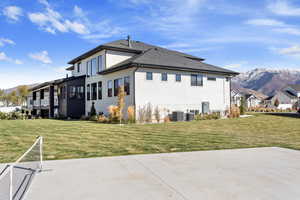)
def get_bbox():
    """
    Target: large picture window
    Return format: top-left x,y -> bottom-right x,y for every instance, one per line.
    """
107,80 -> 112,97
87,84 -> 90,100
191,74 -> 203,86
98,81 -> 102,100
91,83 -> 97,100
124,76 -> 130,95
91,58 -> 97,76
98,55 -> 103,72
114,78 -> 123,96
